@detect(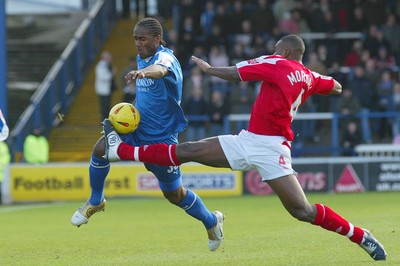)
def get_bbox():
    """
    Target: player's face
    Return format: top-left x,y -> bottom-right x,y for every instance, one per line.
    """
133,26 -> 161,59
